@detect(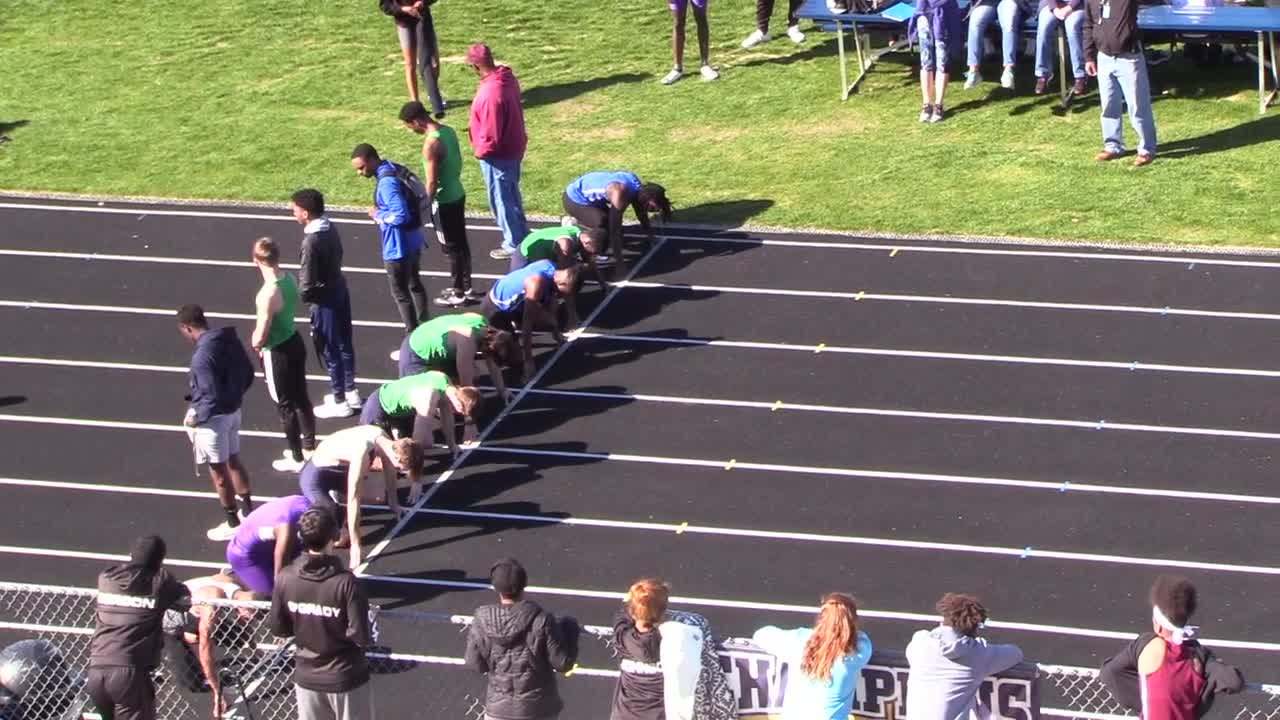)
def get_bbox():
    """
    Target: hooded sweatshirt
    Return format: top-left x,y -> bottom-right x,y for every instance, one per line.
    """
298,217 -> 347,306
464,599 -> 576,720
905,626 -> 1024,720
187,326 -> 255,425
89,564 -> 191,669
468,66 -> 527,162
270,553 -> 371,693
